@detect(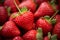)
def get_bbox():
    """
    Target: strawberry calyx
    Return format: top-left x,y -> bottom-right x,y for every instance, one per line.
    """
46,32 -> 57,40
14,0 -> 28,15
51,34 -> 57,40
48,32 -> 51,40
20,7 -> 28,14
36,28 -> 43,40
11,13 -> 19,18
44,10 -> 59,25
